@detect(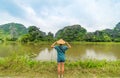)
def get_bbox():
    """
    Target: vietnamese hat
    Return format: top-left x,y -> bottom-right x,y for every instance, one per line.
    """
56,39 -> 66,44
